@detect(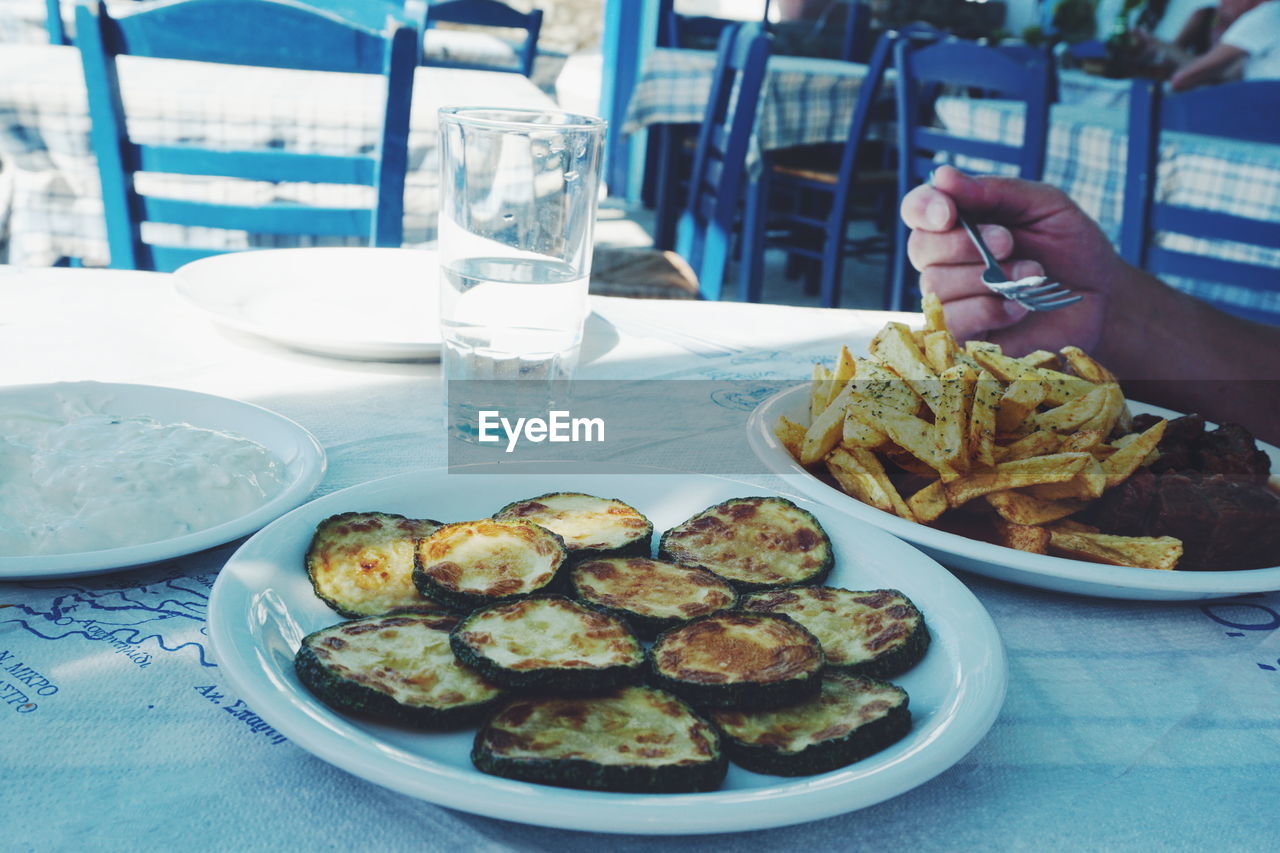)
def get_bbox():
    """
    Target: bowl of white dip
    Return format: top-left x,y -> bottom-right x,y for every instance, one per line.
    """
0,382 -> 326,578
